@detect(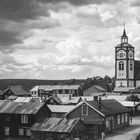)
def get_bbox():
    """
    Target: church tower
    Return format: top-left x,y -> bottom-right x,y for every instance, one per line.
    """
114,27 -> 135,92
